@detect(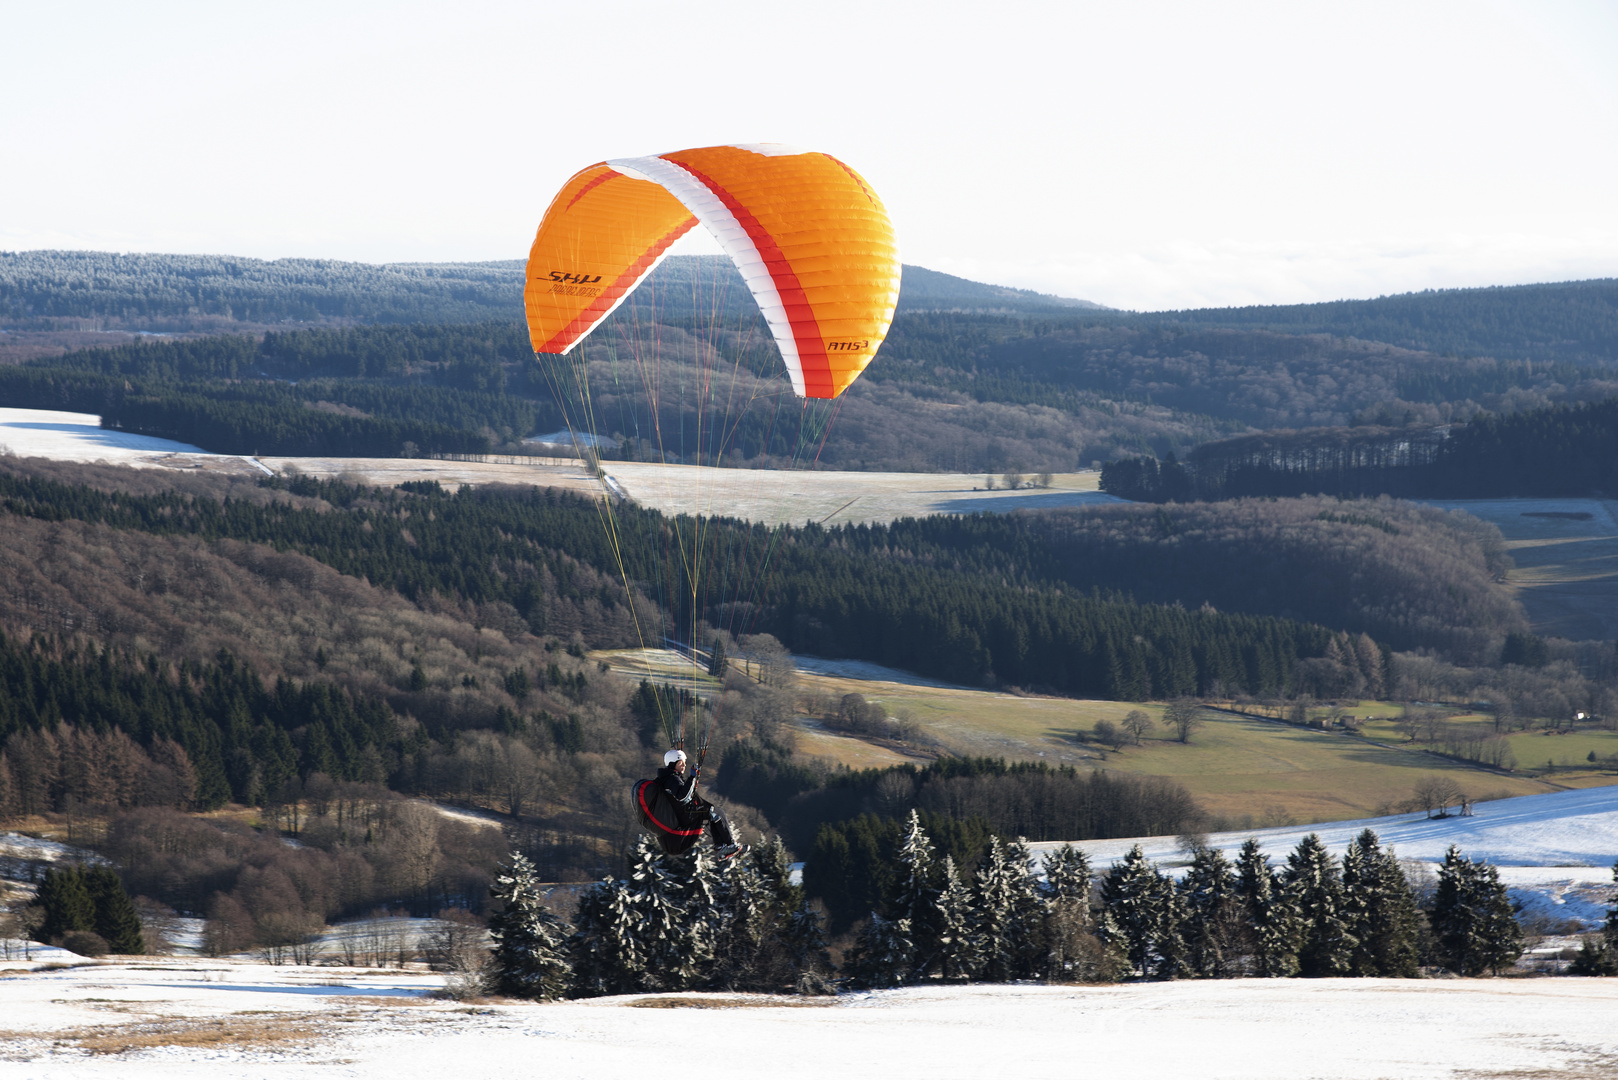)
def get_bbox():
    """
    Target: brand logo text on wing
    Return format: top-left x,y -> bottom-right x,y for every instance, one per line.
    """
541,270 -> 605,298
